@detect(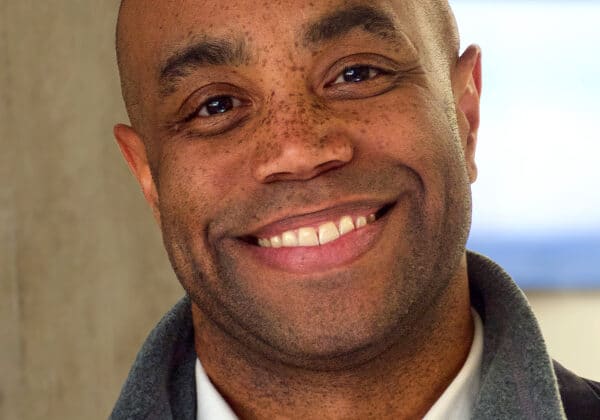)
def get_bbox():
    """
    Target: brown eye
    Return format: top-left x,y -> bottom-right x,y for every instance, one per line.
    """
198,96 -> 242,117
332,65 -> 382,85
